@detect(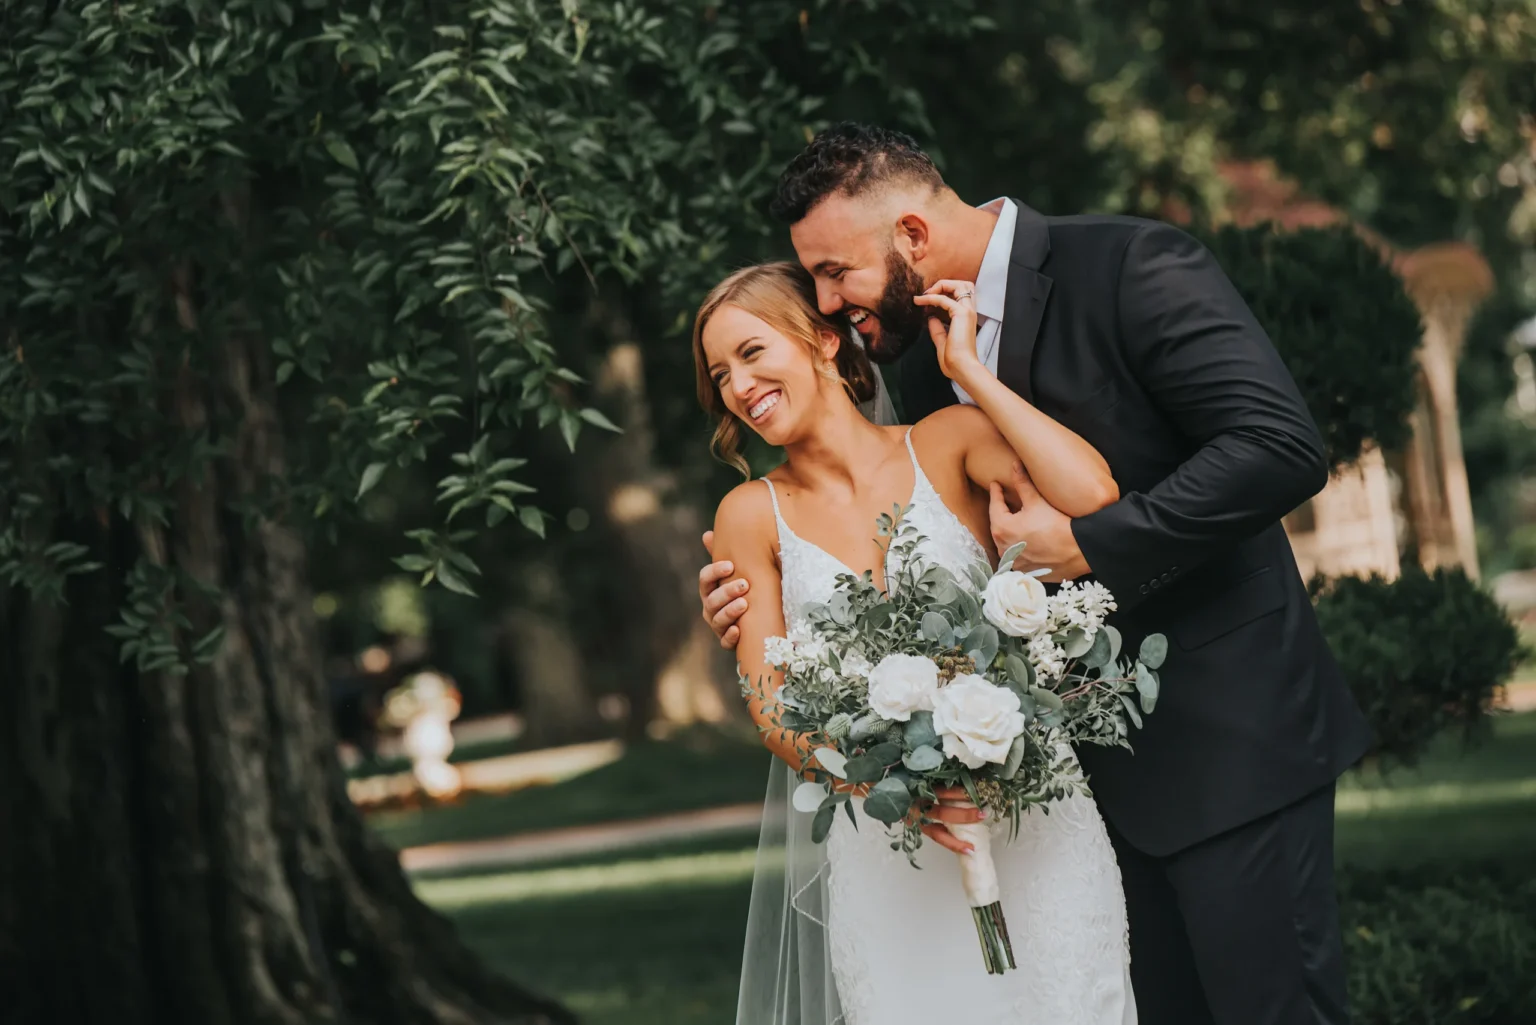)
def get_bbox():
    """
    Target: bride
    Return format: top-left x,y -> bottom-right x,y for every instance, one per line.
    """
696,261 -> 1137,1024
